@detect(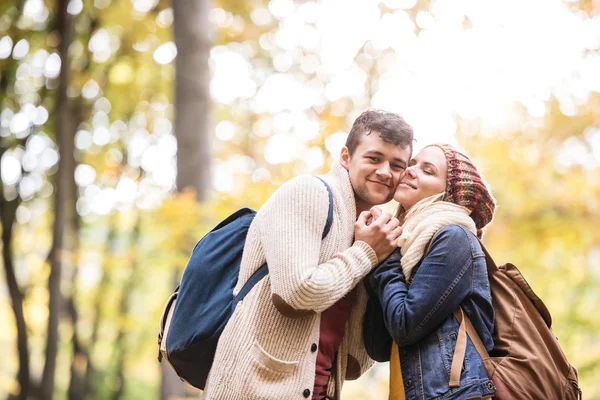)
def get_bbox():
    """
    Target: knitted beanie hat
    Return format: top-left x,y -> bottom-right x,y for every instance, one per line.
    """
426,144 -> 496,230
